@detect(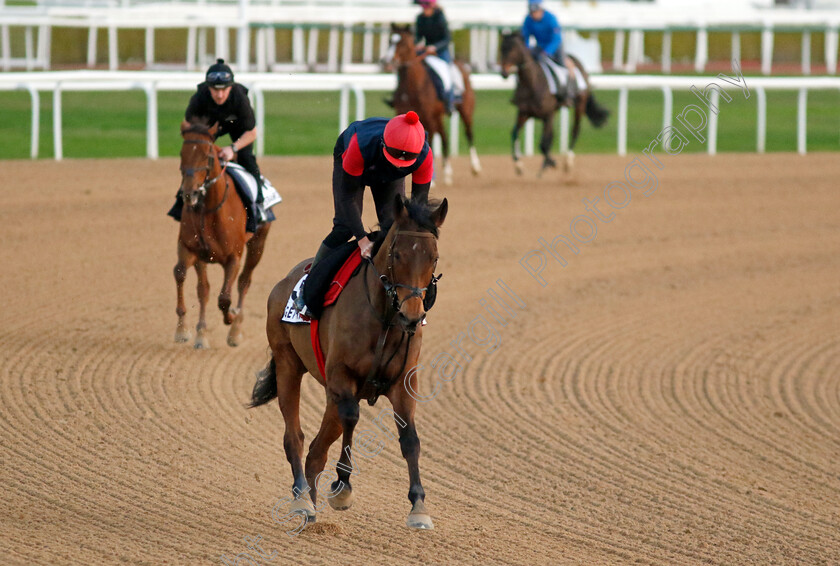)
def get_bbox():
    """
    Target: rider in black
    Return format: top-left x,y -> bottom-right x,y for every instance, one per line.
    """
168,59 -> 263,231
